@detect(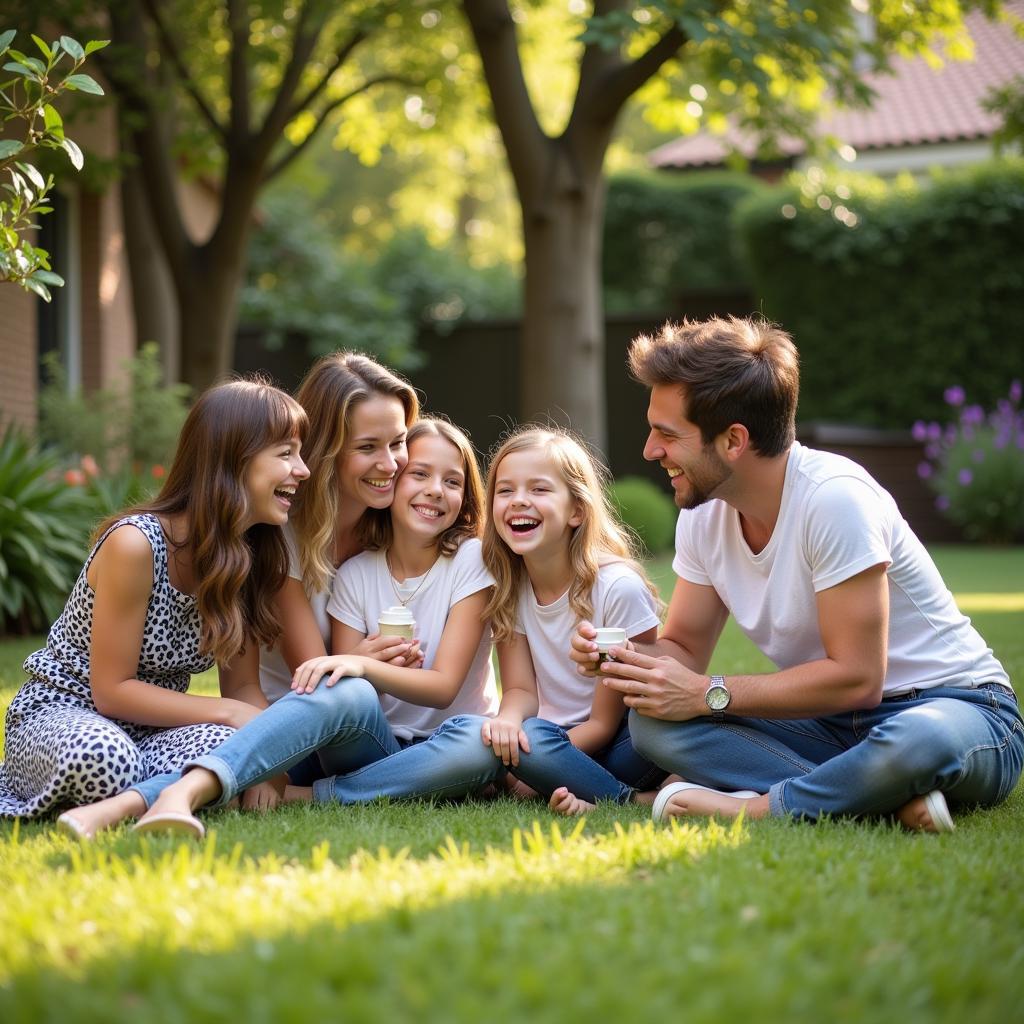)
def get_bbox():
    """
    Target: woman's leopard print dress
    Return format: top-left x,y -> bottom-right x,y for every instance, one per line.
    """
0,514 -> 235,819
